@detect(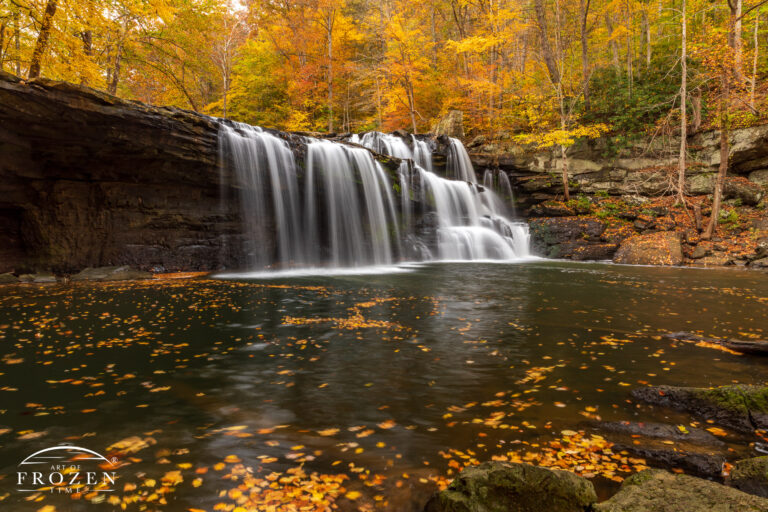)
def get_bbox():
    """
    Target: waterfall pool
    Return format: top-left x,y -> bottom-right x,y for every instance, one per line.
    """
1,261 -> 767,510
